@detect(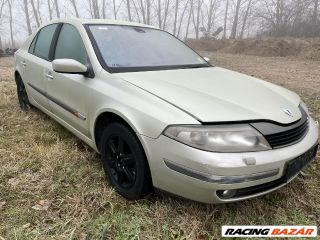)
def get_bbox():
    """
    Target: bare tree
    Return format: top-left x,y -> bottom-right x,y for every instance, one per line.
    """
162,0 -> 170,30
192,0 -> 203,39
70,0 -> 79,18
230,0 -> 241,38
132,0 -> 141,22
312,0 -> 319,35
126,0 -> 132,21
54,0 -> 60,18
146,0 -> 150,24
177,0 -> 190,38
30,0 -> 40,27
47,0 -> 53,20
138,0 -> 146,23
23,0 -> 32,35
113,0 -> 117,19
185,0 -> 193,40
102,0 -> 106,18
92,0 -> 100,18
206,0 -> 217,34
7,0 -> 14,47
157,0 -> 162,28
223,0 -> 229,38
240,0 -> 253,38
173,0 -> 179,35
156,0 -> 170,29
